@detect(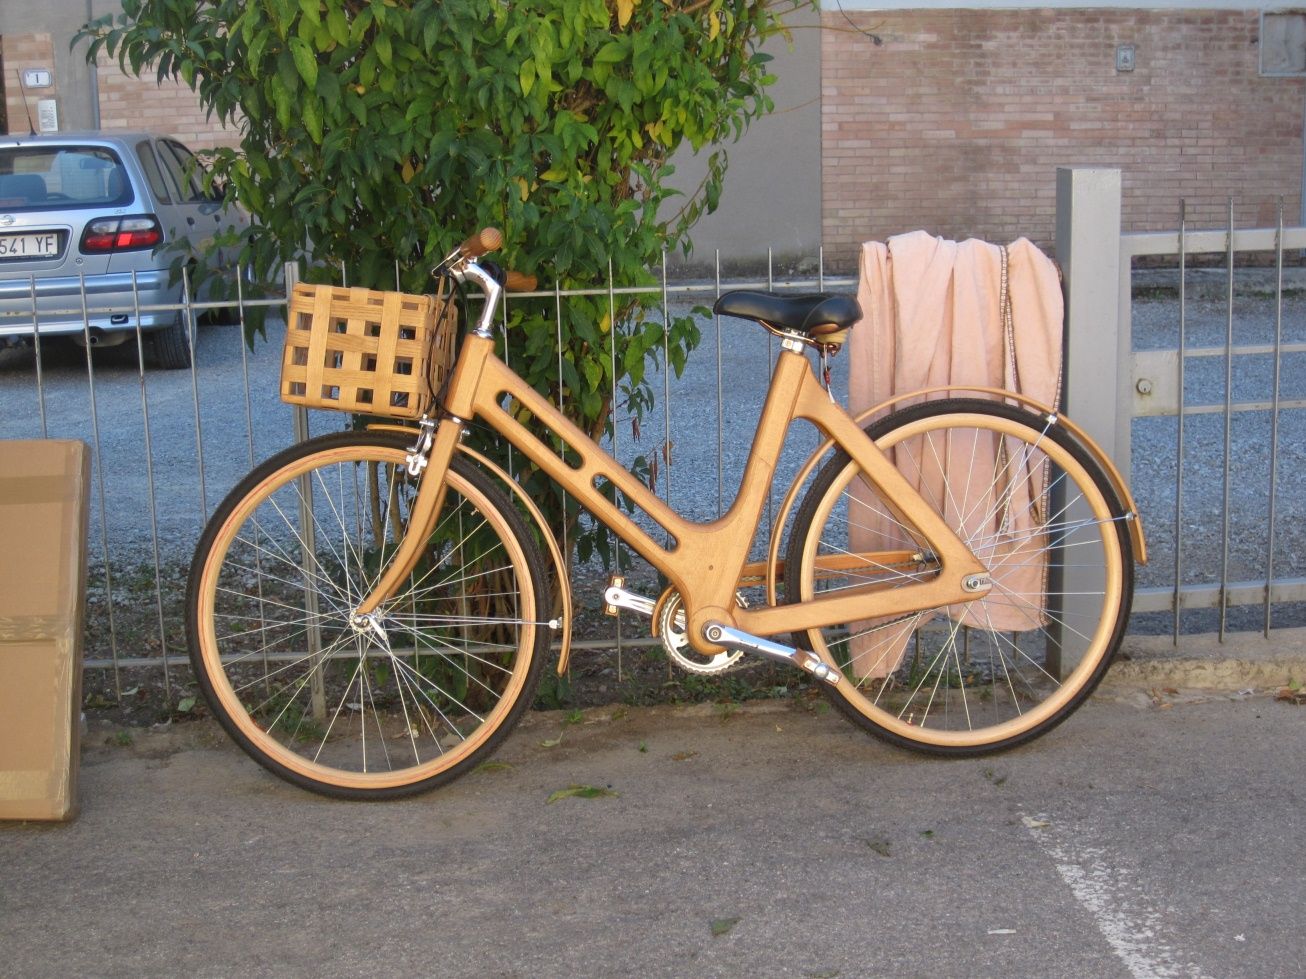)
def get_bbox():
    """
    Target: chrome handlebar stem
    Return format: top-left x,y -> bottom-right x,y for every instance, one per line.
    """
443,257 -> 503,340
